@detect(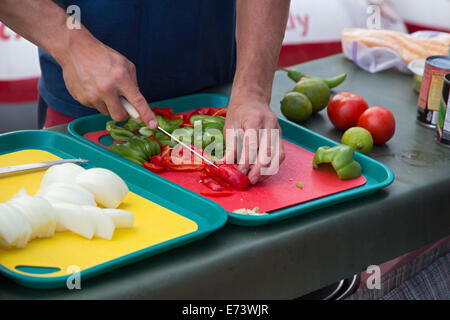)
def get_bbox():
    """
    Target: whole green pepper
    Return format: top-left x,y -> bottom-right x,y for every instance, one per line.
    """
109,142 -> 147,166
283,69 -> 347,89
312,144 -> 362,180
